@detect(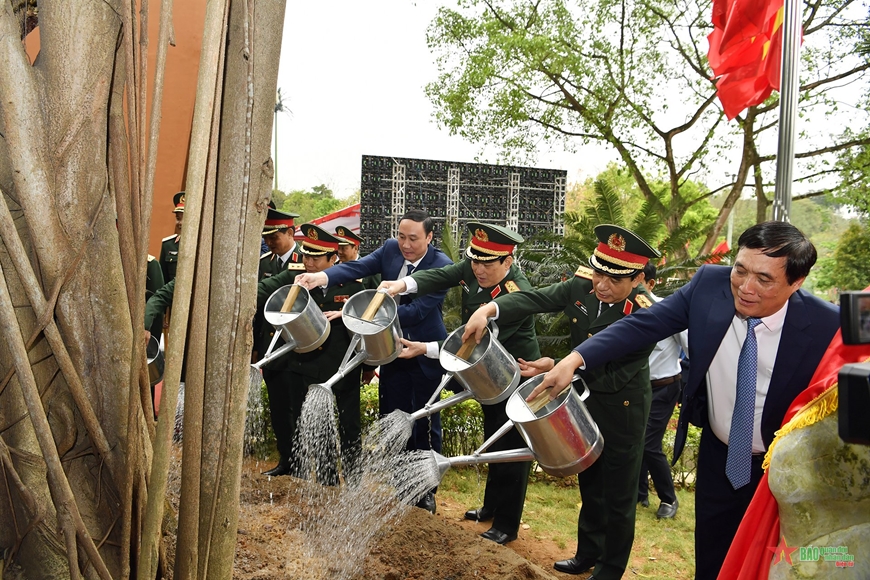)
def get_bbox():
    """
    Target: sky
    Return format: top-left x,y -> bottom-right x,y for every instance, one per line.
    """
276,1 -> 616,200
